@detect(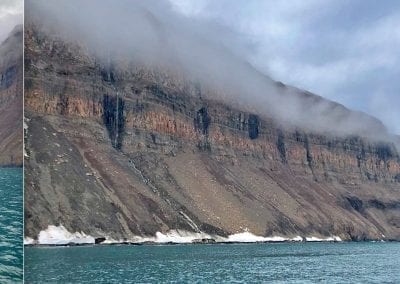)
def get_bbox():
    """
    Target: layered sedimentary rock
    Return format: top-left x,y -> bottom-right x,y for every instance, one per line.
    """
24,25 -> 400,241
0,25 -> 23,167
